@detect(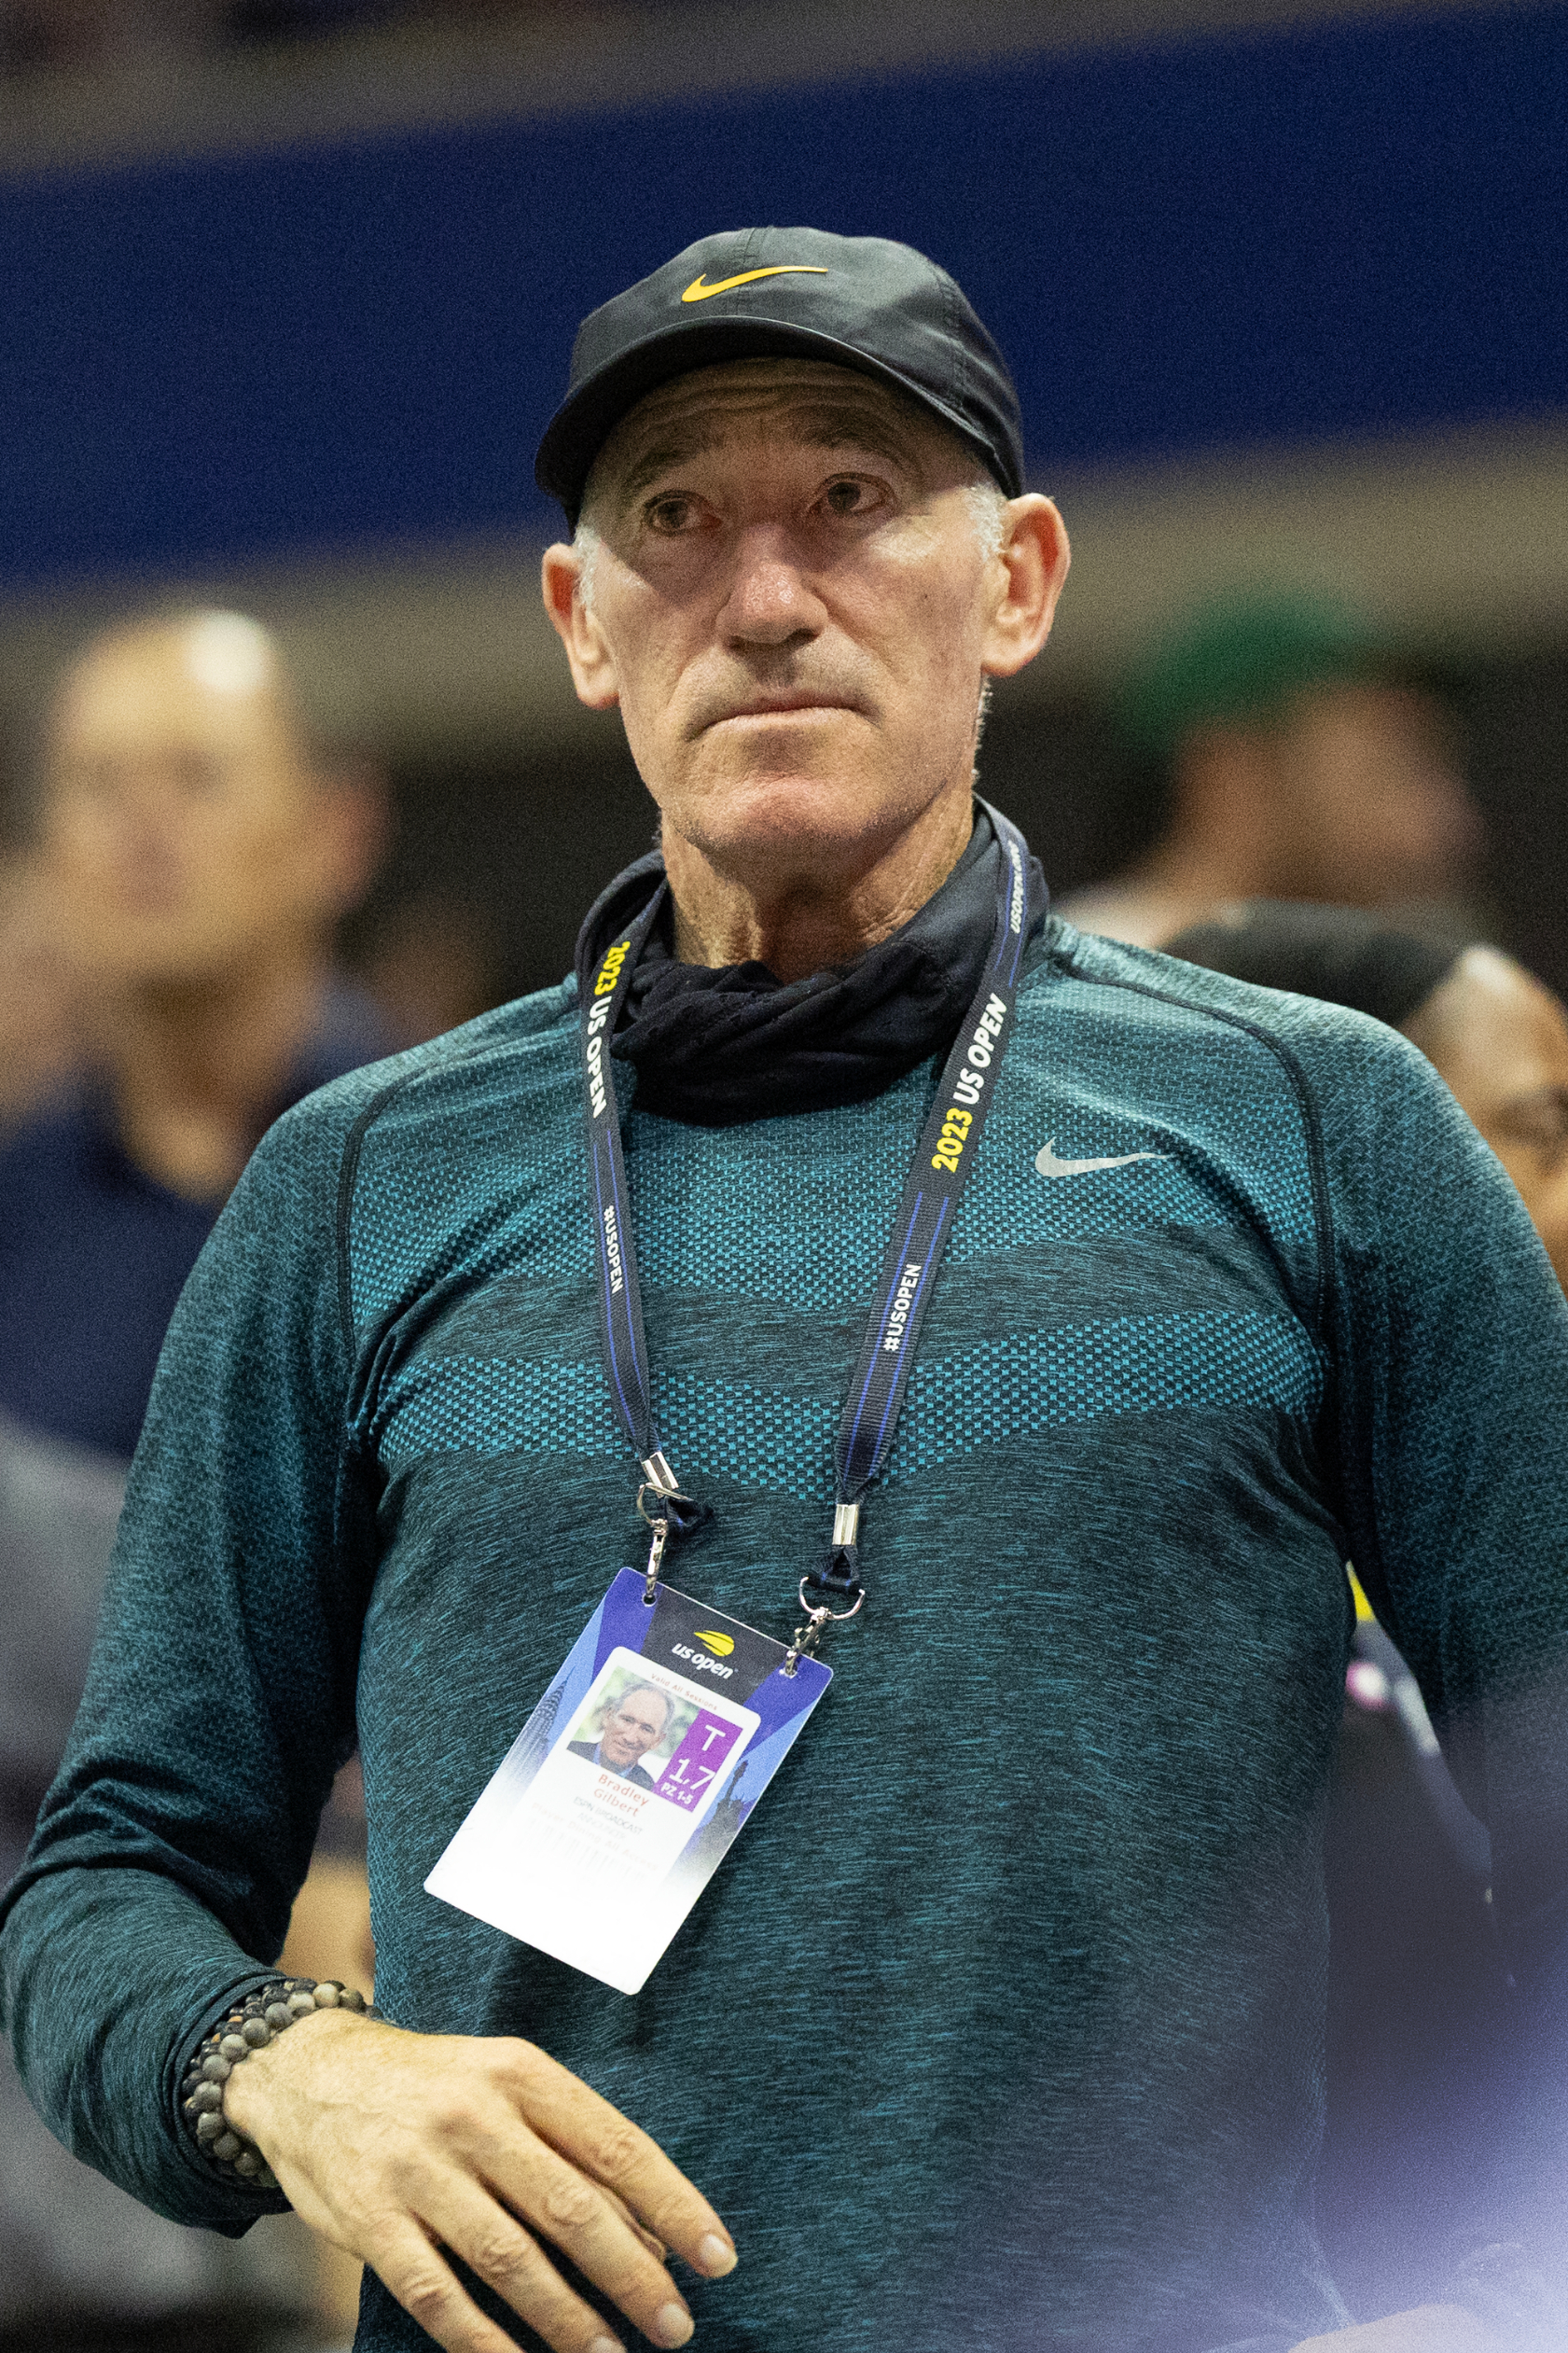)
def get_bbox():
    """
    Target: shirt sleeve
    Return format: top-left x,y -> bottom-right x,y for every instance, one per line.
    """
1302,1008 -> 1568,2327
0,1074 -> 387,2230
